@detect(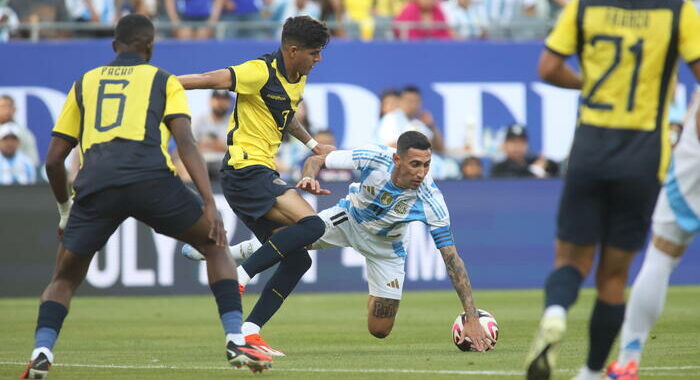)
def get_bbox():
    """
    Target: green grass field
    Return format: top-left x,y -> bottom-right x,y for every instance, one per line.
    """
1,287 -> 698,380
